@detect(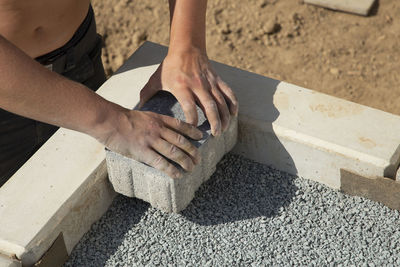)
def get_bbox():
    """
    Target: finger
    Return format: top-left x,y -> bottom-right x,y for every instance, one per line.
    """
141,149 -> 182,179
139,81 -> 160,108
161,127 -> 201,165
194,86 -> 222,136
170,86 -> 198,126
217,78 -> 239,116
210,86 -> 231,132
152,137 -> 195,172
162,115 -> 203,140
